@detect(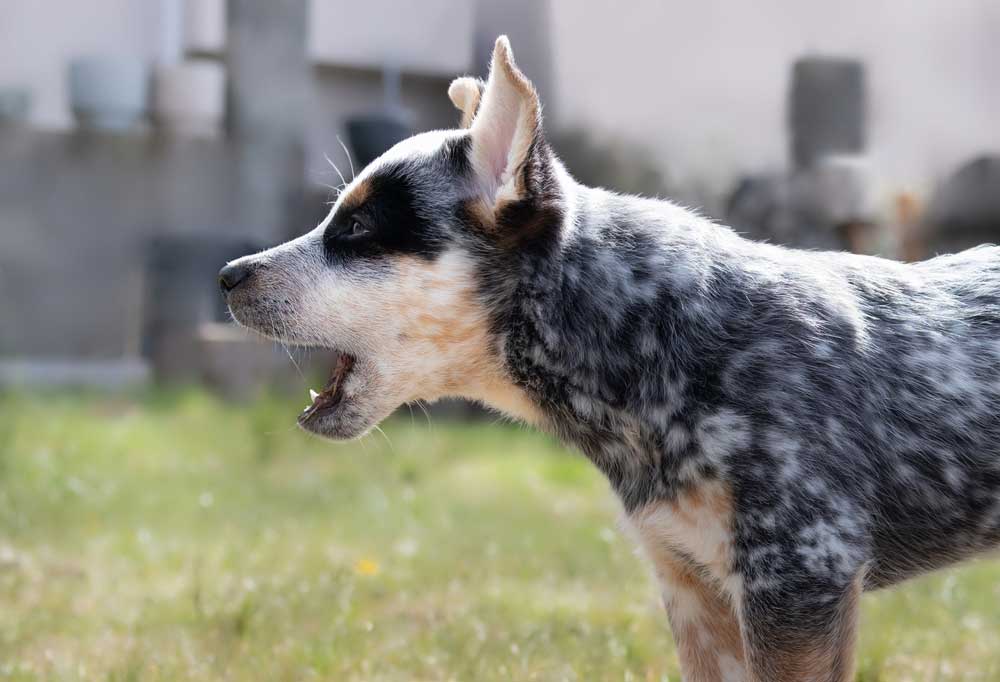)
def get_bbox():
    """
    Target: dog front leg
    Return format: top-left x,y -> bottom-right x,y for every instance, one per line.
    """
658,556 -> 747,682
739,574 -> 862,682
